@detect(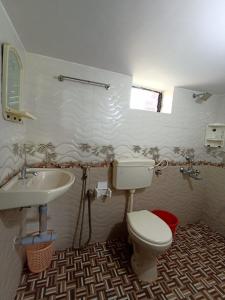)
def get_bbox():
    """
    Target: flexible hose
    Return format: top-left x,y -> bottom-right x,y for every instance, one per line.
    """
73,166 -> 93,249
78,168 -> 87,248
85,189 -> 93,246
